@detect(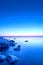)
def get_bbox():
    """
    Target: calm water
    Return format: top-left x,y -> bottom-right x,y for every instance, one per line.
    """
0,37 -> 43,65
